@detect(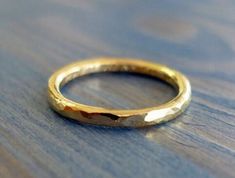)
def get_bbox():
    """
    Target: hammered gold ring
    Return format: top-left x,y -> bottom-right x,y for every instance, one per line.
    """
48,57 -> 191,127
